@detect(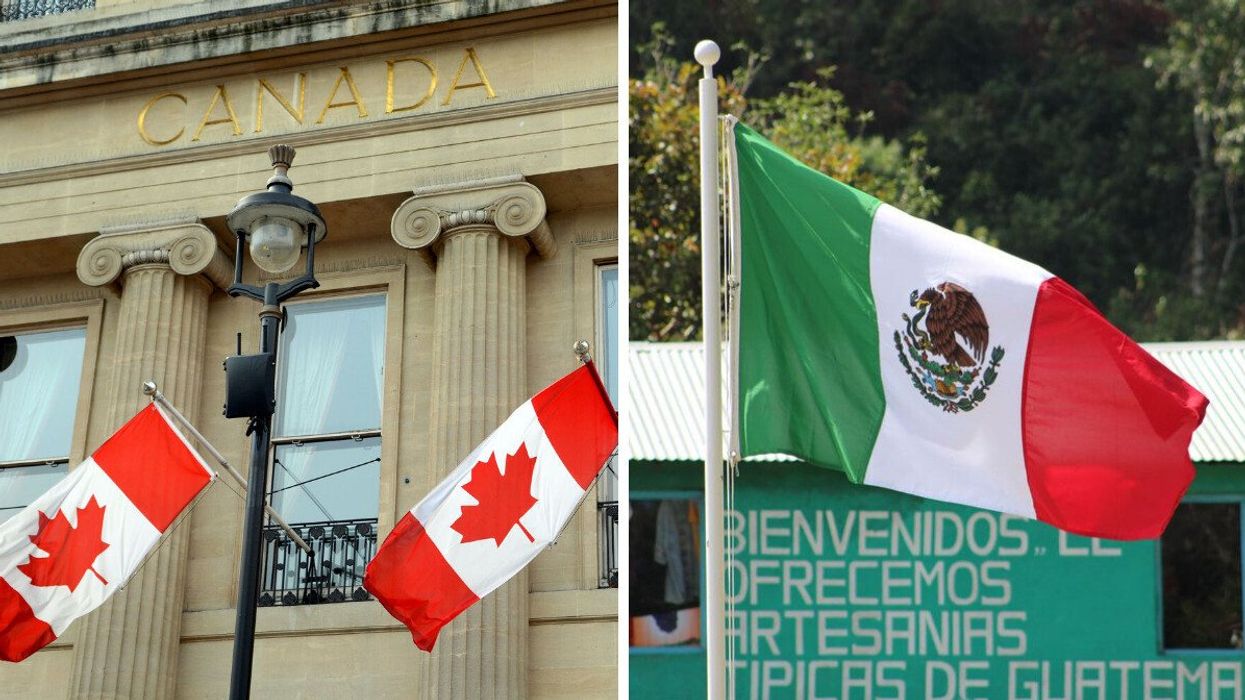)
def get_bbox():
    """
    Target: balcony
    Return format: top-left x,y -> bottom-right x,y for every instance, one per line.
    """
1,0 -> 93,21
258,517 -> 377,607
259,505 -> 616,603
598,501 -> 618,588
